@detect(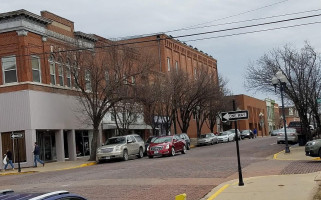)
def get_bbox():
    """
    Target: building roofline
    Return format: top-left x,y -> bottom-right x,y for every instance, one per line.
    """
74,31 -> 97,42
0,9 -> 52,24
40,10 -> 74,24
